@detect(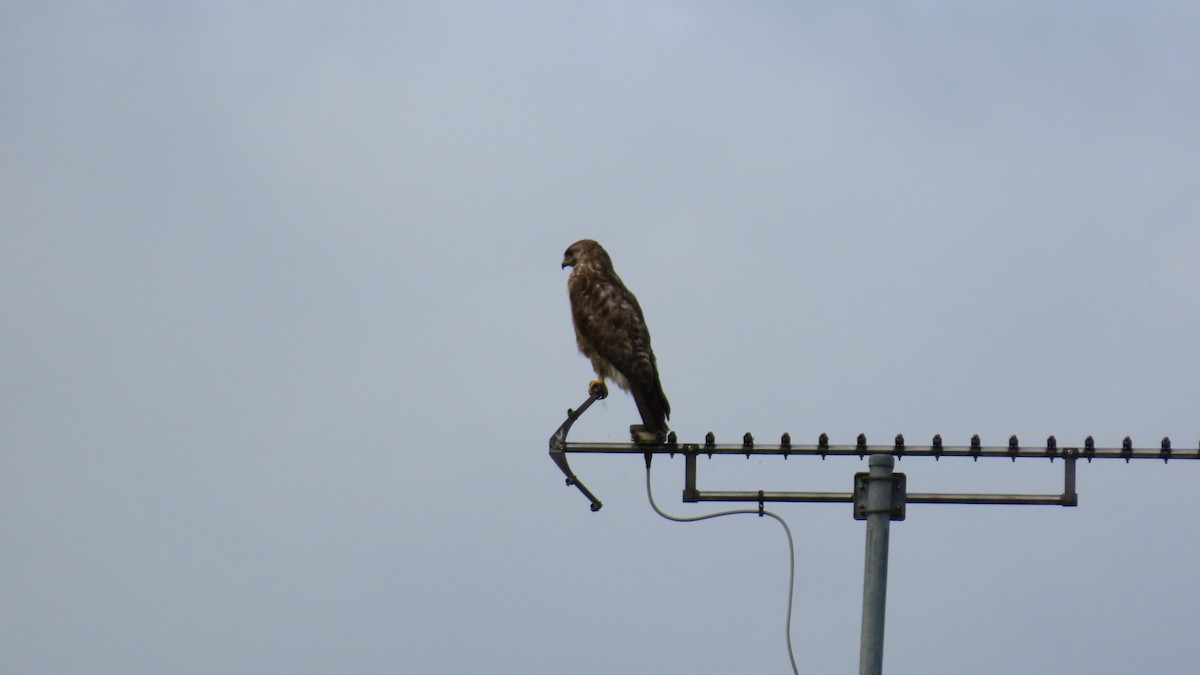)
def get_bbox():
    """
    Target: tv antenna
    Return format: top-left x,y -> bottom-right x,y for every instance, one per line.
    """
548,391 -> 1197,674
